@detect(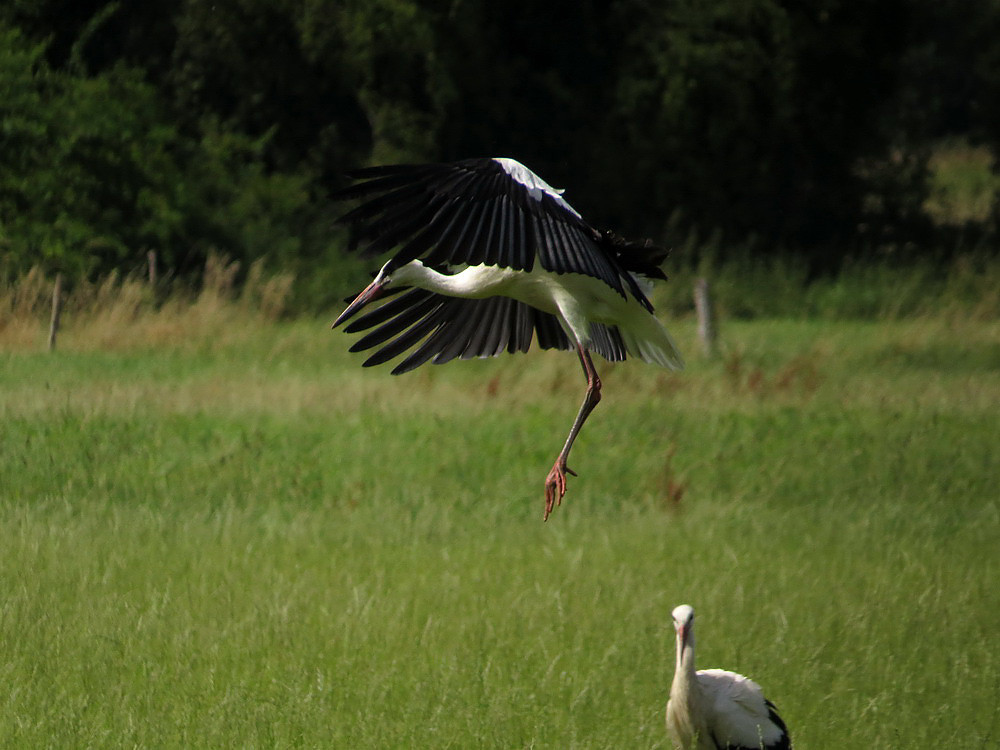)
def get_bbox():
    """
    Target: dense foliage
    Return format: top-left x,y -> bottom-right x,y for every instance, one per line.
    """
1,0 -> 998,305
